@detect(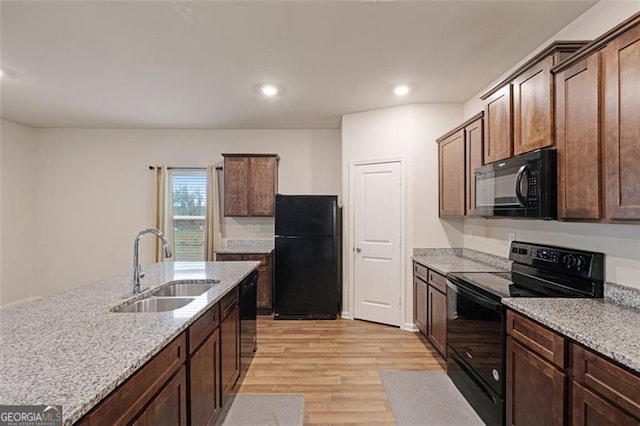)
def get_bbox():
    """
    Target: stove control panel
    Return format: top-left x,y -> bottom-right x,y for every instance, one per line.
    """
509,241 -> 604,281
